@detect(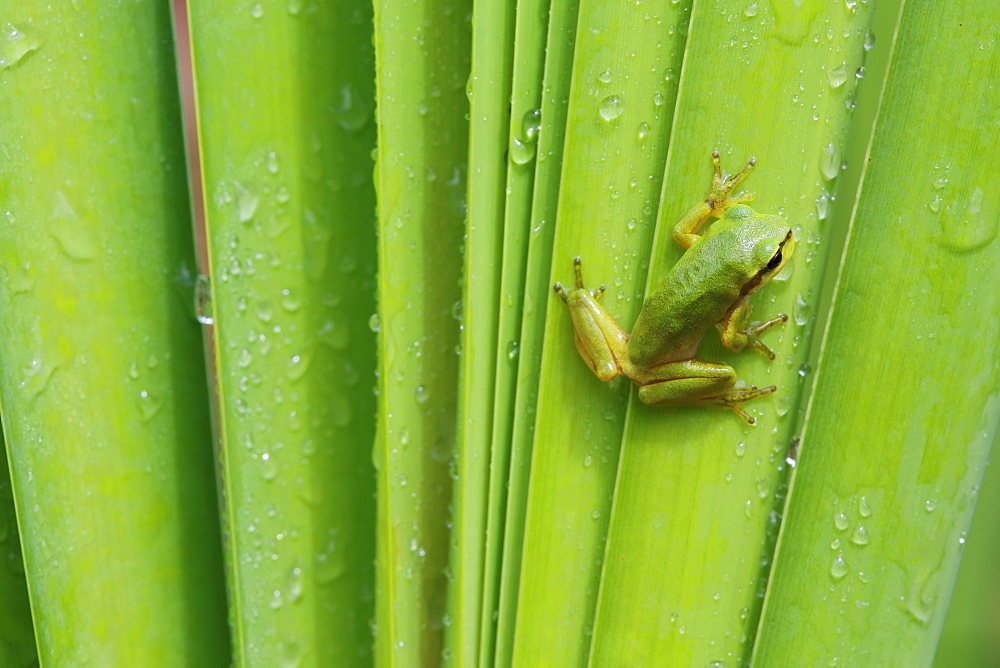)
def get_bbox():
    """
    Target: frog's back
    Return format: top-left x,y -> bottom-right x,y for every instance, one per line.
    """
628,239 -> 745,367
